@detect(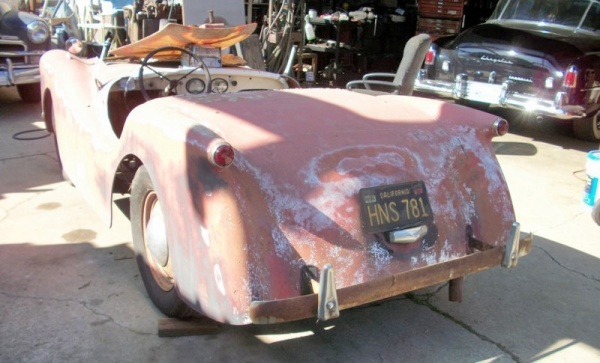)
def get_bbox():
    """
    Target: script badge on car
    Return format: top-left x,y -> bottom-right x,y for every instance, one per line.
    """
360,181 -> 433,234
